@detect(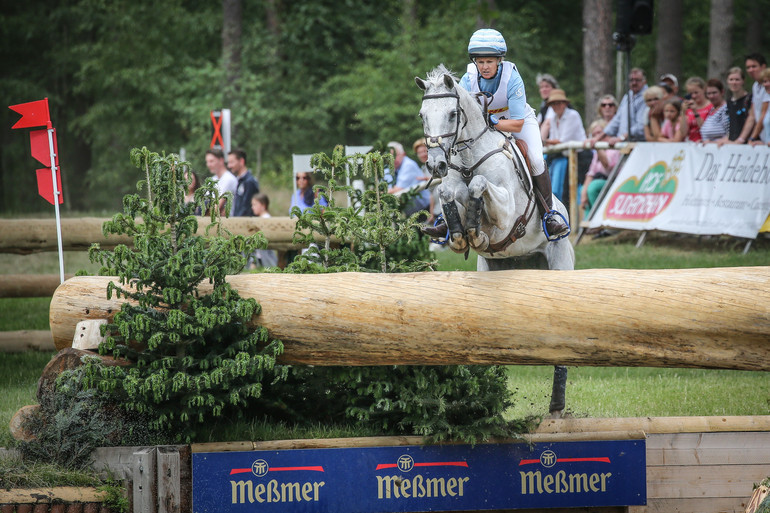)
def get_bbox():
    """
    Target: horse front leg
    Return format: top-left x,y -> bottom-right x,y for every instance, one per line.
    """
466,175 -> 489,251
438,182 -> 469,253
